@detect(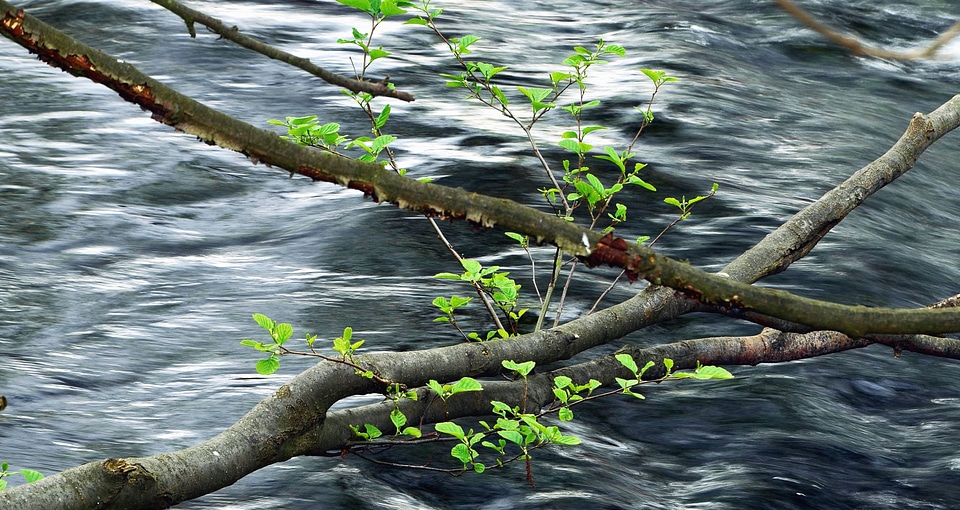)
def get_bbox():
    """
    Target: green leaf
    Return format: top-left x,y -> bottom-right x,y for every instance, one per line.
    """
461,259 -> 482,274
364,423 -> 382,439
287,115 -> 318,126
664,358 -> 674,373
626,174 -> 656,191
517,86 -> 552,103
502,359 -> 535,377
553,434 -> 582,445
476,62 -> 507,81
582,125 -> 606,136
402,426 -> 422,438
603,44 -> 626,57
404,17 -> 428,26
369,48 -> 390,61
490,85 -> 508,107
553,375 -> 572,389
558,138 -> 582,154
585,173 -> 604,194
427,379 -> 444,396
615,353 -> 638,374
700,364 -> 729,378
638,360 -> 656,377
20,469 -> 44,483
274,323 -> 293,344
434,272 -> 461,279
240,339 -> 266,350
451,377 -> 483,394
558,407 -> 574,422
550,71 -> 572,85
379,0 -> 407,16
390,408 -> 406,430
473,462 -> 485,473
256,356 -> 280,375
371,134 -> 396,154
490,400 -> 514,415
252,313 -> 273,331
498,429 -> 524,445
336,0 -> 371,12
664,197 -> 683,208
677,365 -> 734,380
435,421 -> 465,439
615,377 -> 637,390
450,295 -> 472,307
450,443 -> 474,464
553,387 -> 568,403
375,105 -> 391,129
